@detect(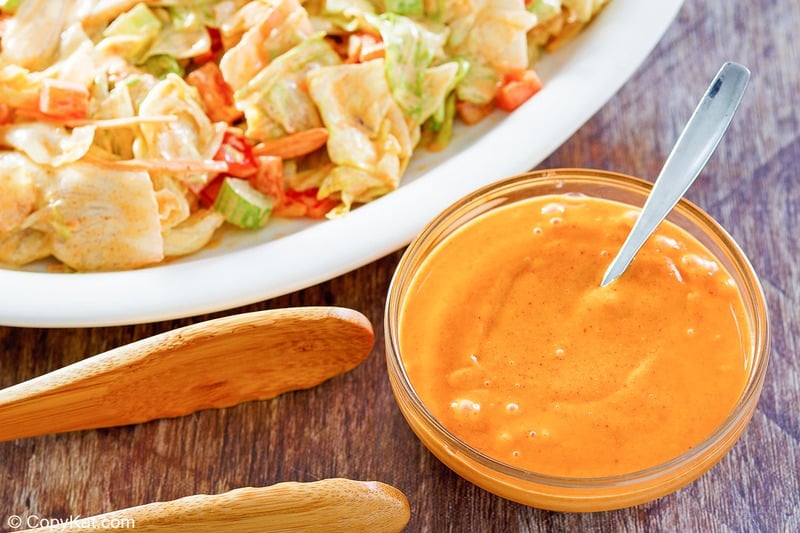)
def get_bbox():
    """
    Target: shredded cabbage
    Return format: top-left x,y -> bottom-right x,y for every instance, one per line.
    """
0,0 -> 610,271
